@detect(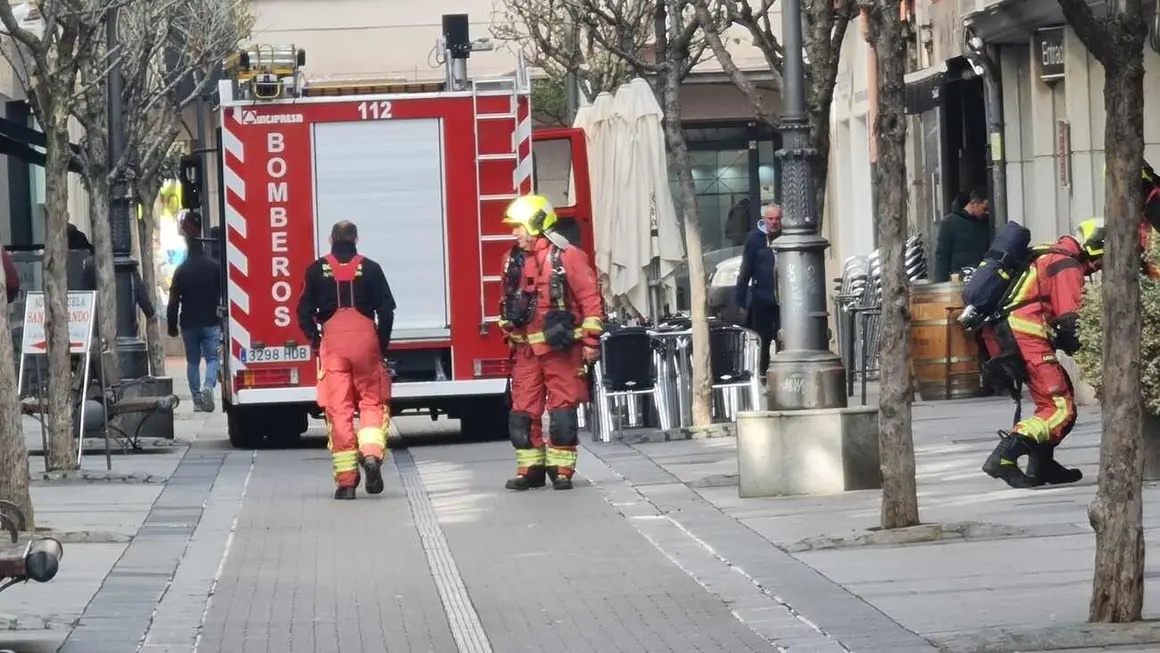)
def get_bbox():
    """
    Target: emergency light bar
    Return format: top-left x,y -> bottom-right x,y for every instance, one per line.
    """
225,44 -> 306,101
